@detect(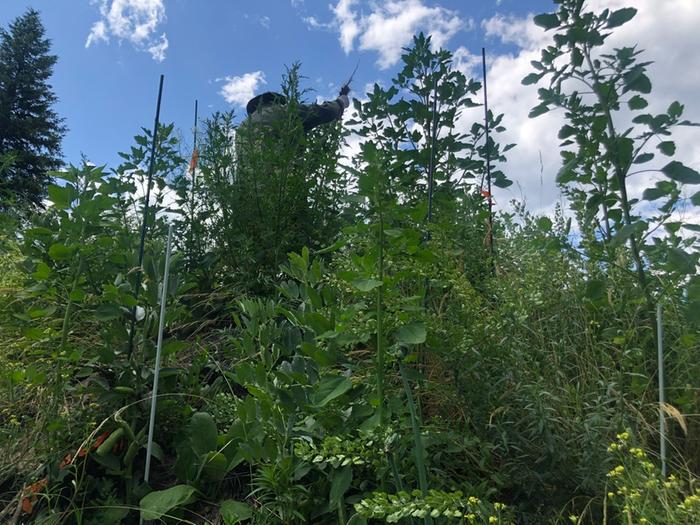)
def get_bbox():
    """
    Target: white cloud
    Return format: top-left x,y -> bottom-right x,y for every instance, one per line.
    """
303,16 -> 333,30
310,0 -> 468,69
477,0 -> 700,216
86,0 -> 168,62
260,15 -> 271,29
147,33 -> 168,62
219,71 -> 267,107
